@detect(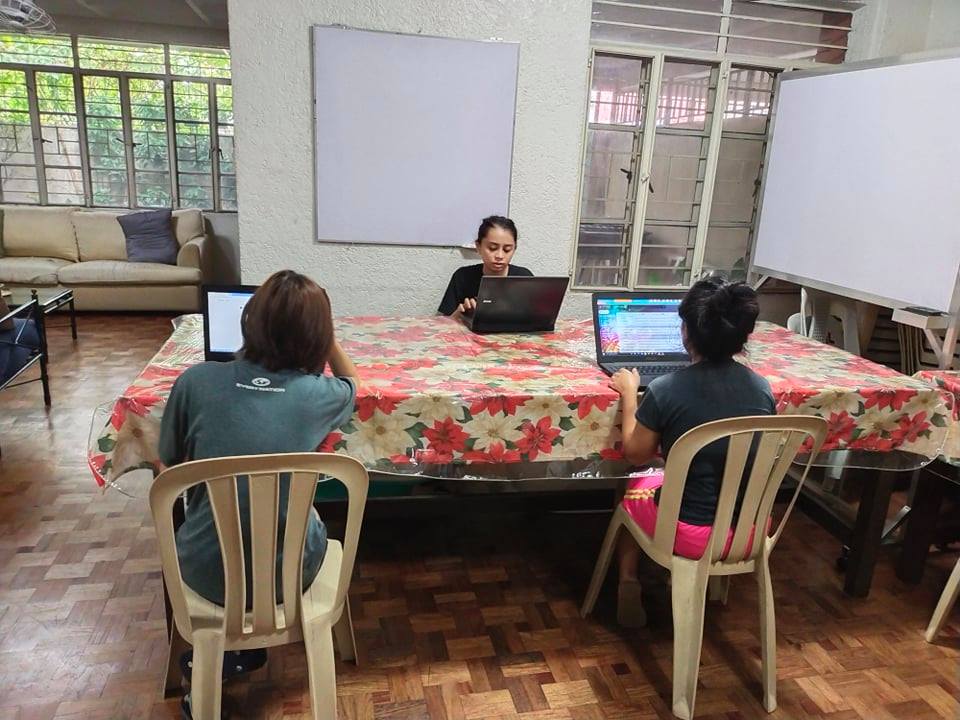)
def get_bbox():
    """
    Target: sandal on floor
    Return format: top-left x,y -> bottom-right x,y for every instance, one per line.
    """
179,648 -> 268,683
180,693 -> 230,720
